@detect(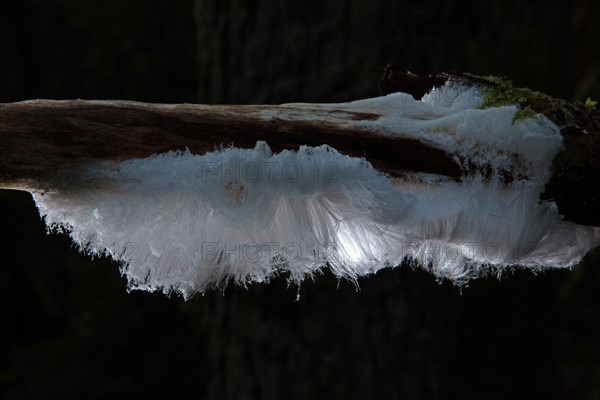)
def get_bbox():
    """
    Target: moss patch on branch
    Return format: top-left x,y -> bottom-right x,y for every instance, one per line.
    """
464,73 -> 574,124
